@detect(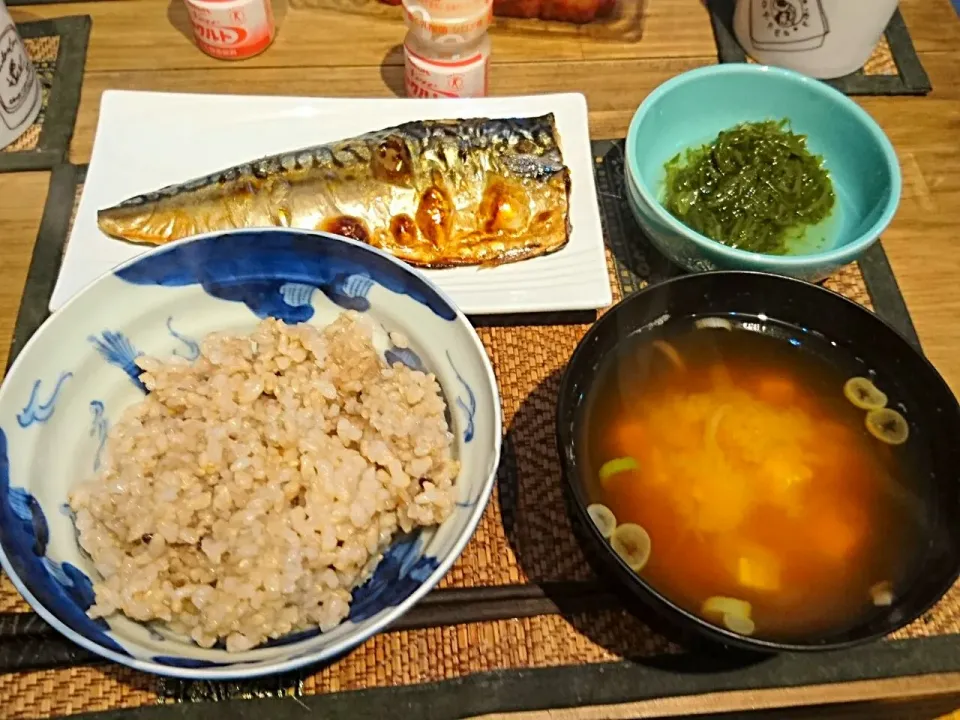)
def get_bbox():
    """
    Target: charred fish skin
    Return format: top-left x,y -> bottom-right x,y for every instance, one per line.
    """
97,114 -> 572,268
